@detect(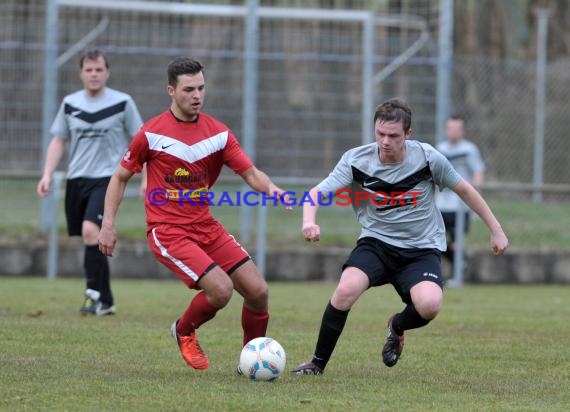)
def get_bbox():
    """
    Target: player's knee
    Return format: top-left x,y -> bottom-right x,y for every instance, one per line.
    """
244,280 -> 269,309
330,285 -> 358,311
207,277 -> 234,308
254,281 -> 269,303
81,221 -> 99,245
415,296 -> 442,320
210,284 -> 233,308
411,281 -> 443,320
